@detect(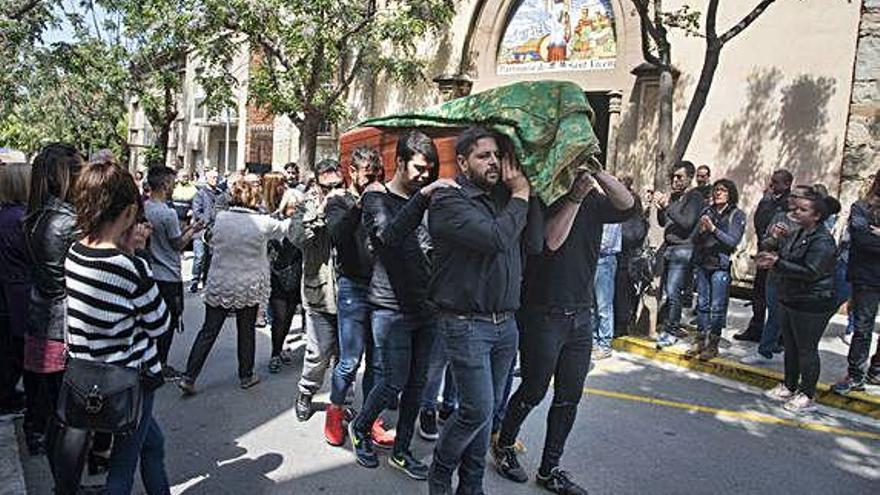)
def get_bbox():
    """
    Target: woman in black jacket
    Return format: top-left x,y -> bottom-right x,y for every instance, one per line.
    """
756,187 -> 840,413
